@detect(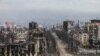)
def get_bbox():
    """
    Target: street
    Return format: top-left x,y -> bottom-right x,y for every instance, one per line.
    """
50,31 -> 72,56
